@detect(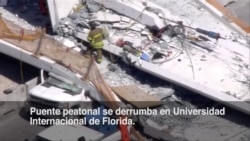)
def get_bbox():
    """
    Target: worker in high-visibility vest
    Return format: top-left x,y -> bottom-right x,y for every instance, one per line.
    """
85,21 -> 105,64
